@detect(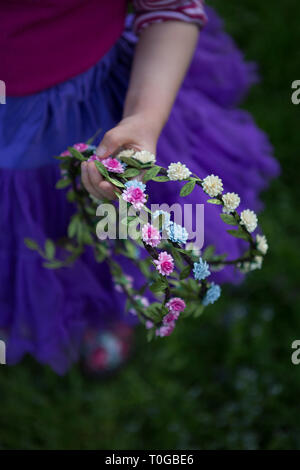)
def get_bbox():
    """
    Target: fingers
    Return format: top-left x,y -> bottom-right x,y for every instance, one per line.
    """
88,161 -> 119,200
81,161 -> 119,200
95,128 -> 122,159
99,180 -> 119,199
81,162 -> 104,200
87,161 -> 103,189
